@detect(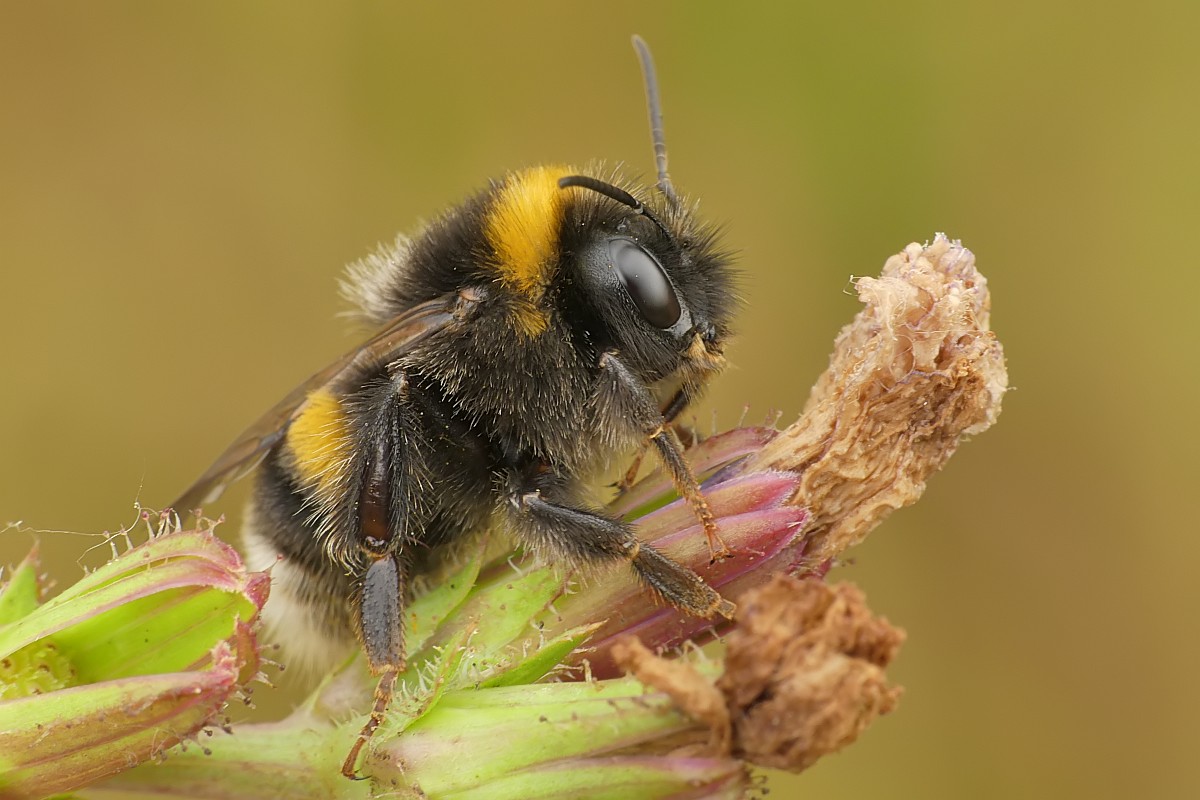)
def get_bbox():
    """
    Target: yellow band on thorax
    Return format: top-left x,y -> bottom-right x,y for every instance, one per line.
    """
484,165 -> 575,336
